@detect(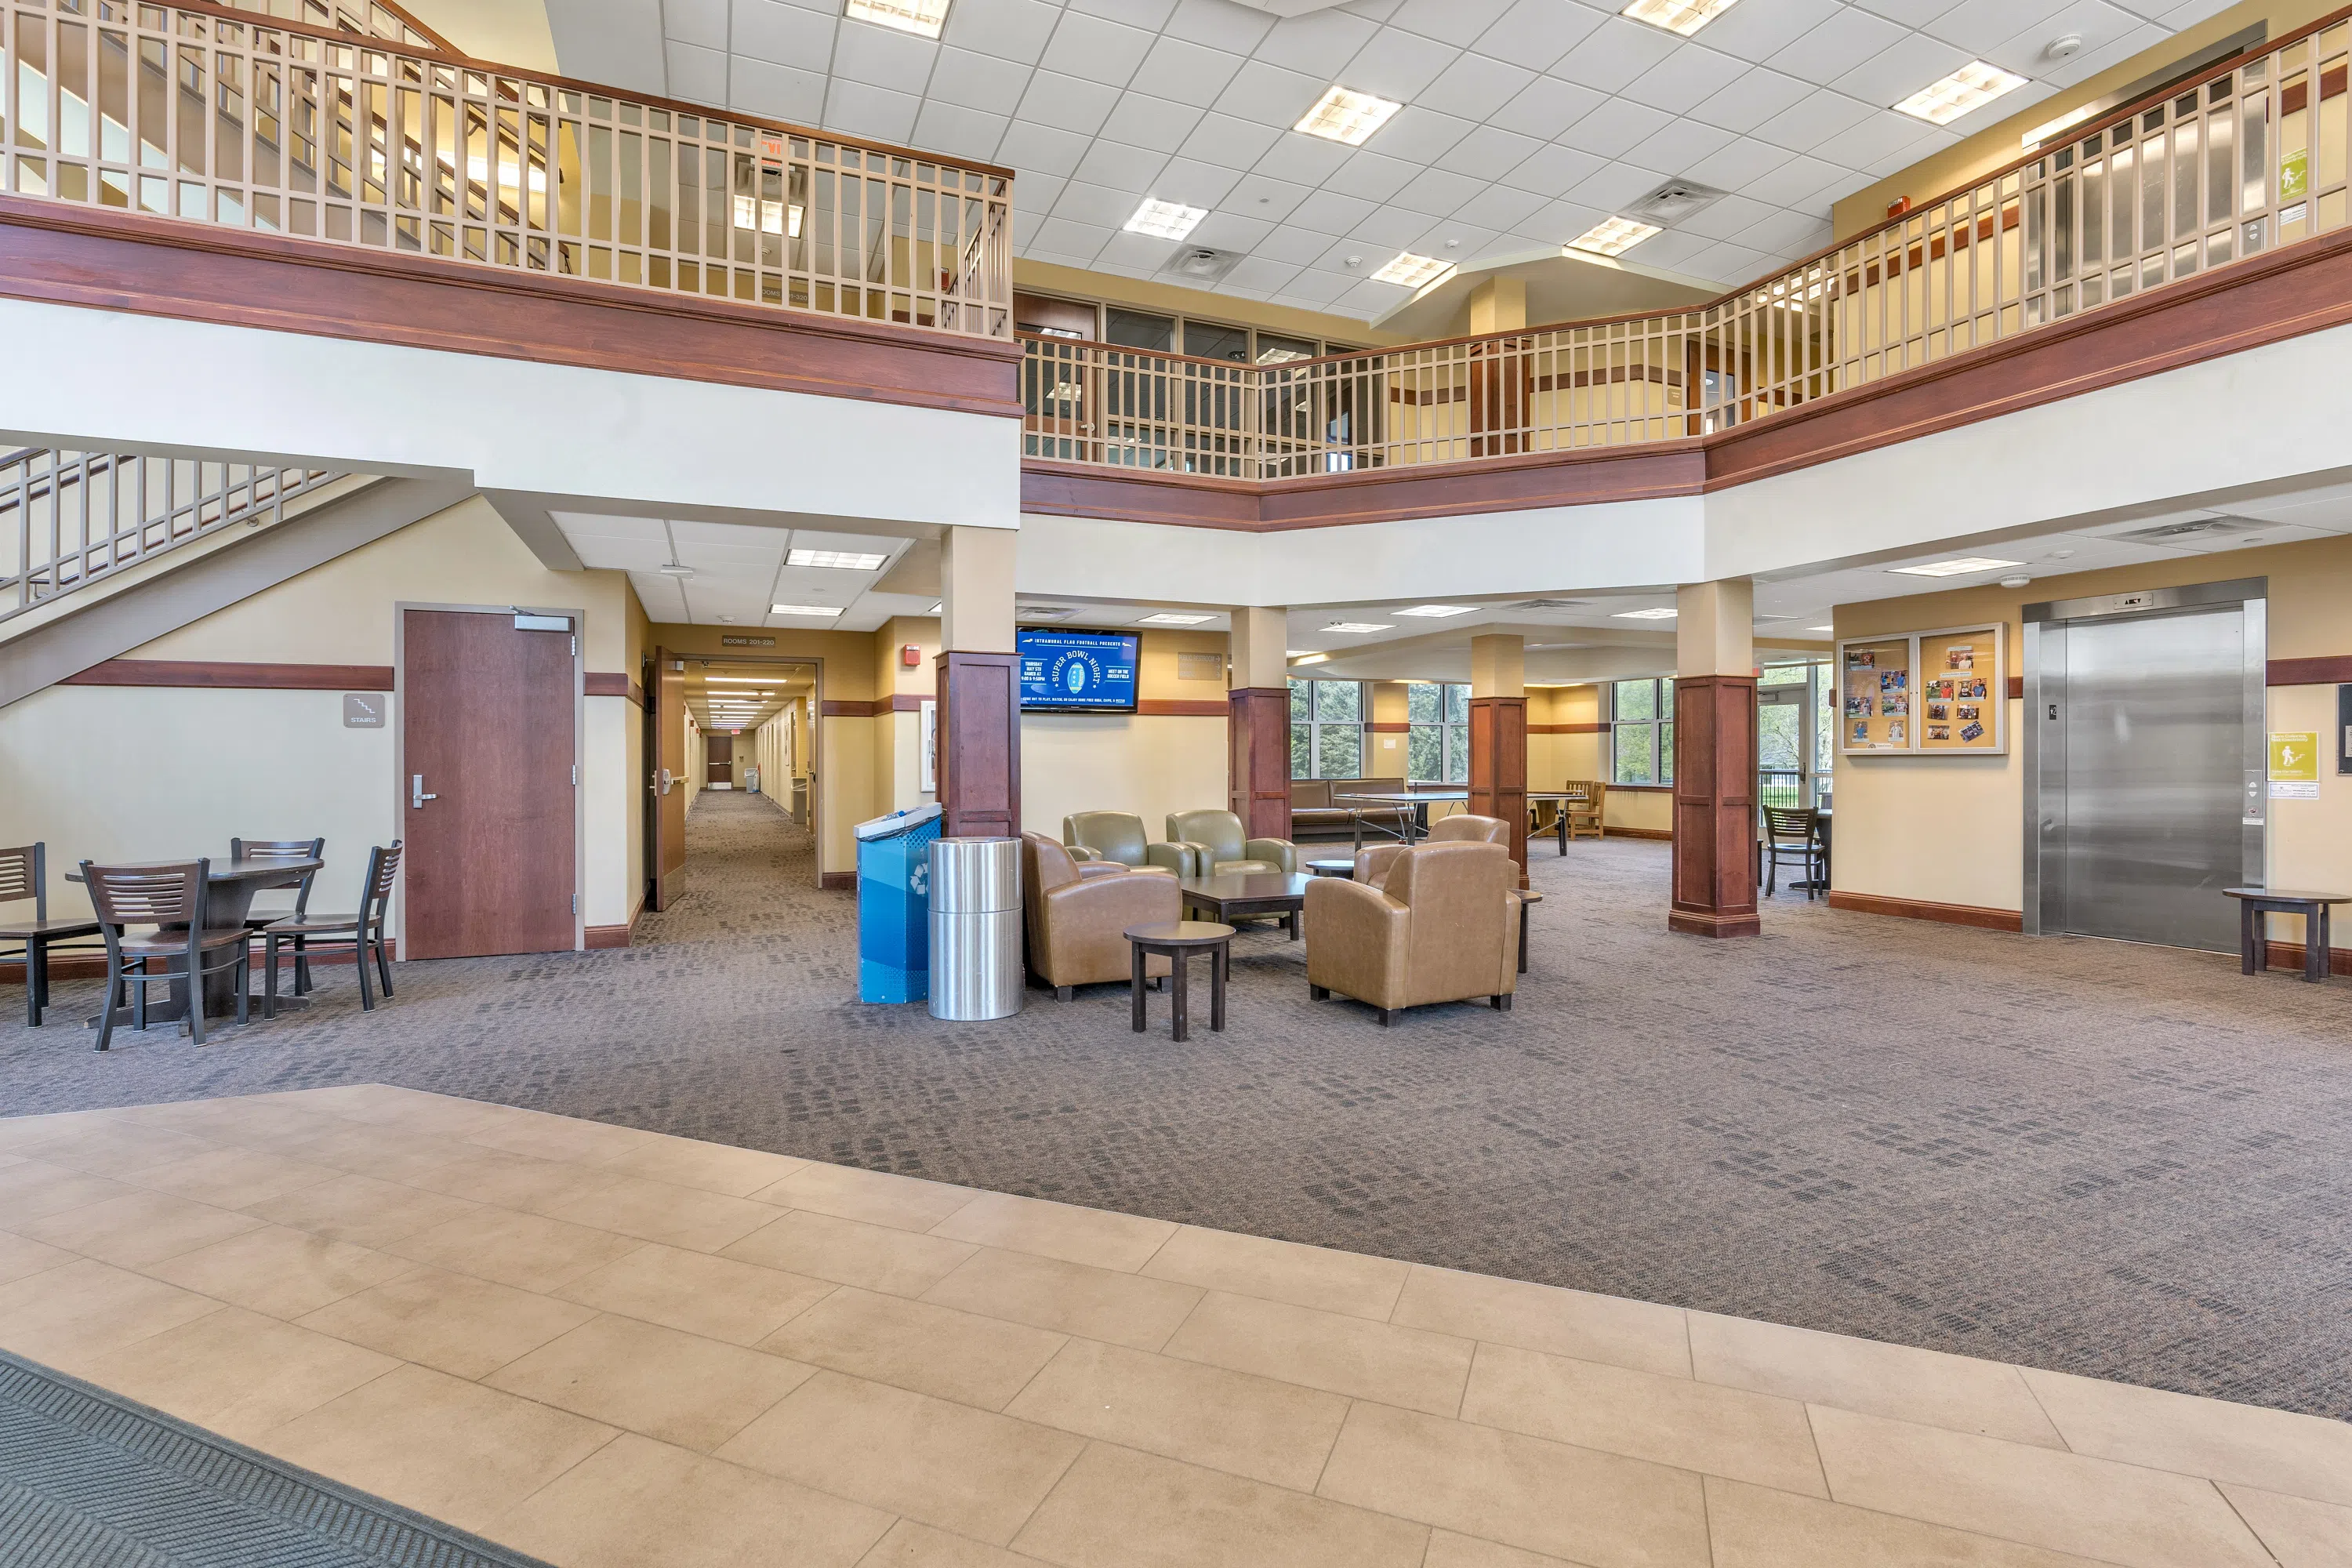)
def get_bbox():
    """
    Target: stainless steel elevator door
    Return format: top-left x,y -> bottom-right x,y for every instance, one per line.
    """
2060,607 -> 2245,951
